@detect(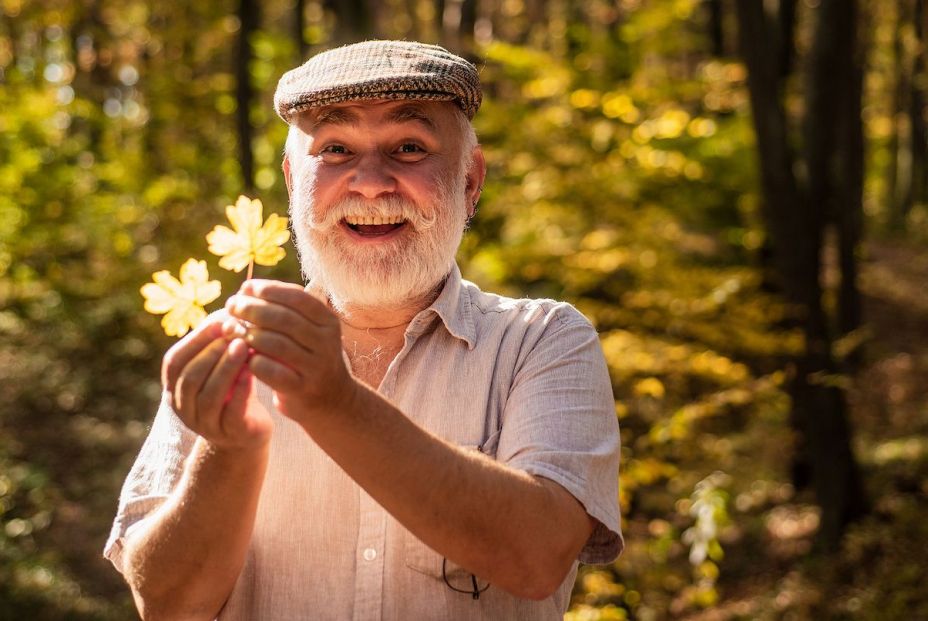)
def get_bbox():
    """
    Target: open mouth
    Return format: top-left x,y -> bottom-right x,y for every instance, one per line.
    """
342,215 -> 407,238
